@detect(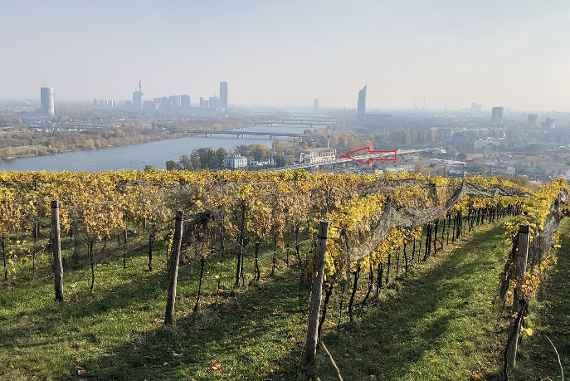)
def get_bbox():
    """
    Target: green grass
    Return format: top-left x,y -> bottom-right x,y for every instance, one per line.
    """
0,231 -> 316,380
513,219 -> 570,381
0,223 -> 524,380
317,224 -> 508,381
